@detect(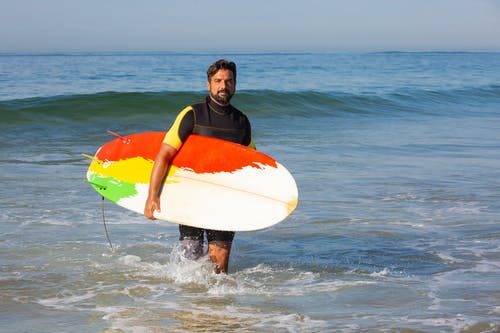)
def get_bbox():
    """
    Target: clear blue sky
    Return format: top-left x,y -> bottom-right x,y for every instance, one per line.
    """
1,0 -> 499,52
